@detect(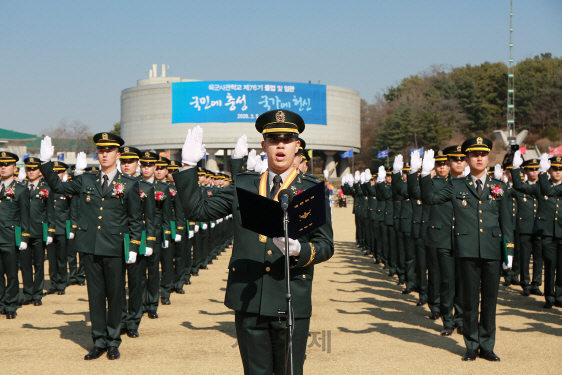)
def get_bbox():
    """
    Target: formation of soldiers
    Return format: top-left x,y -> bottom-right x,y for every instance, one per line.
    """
343,137 -> 562,362
0,143 -> 234,338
